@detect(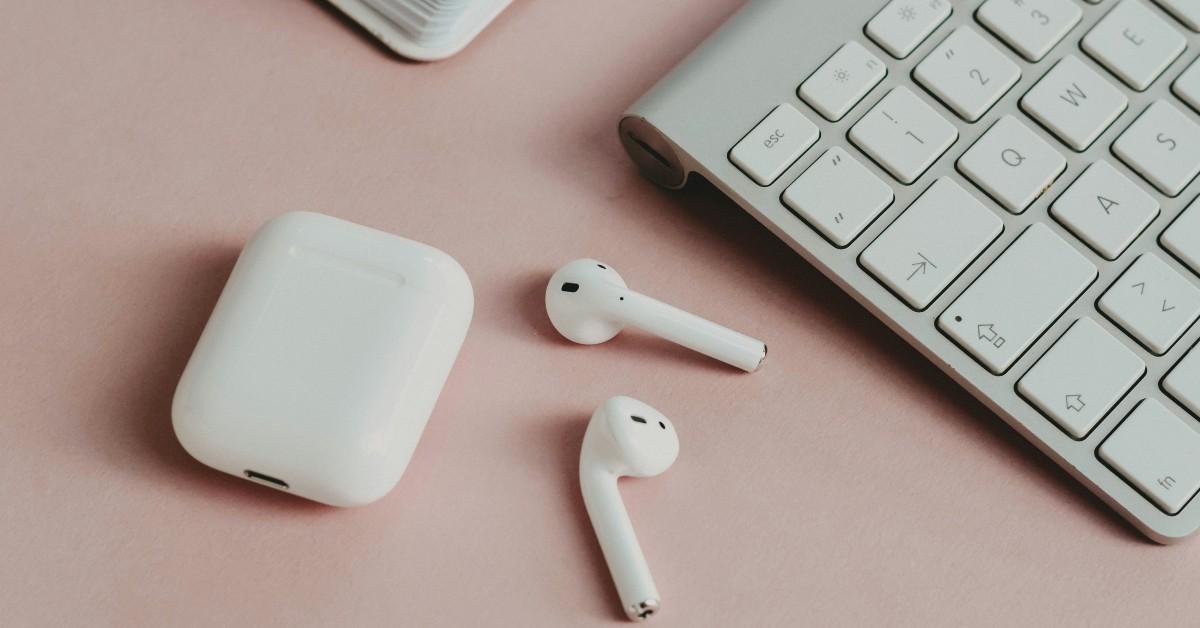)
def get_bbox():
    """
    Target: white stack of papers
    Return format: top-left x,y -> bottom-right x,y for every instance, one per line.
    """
329,0 -> 512,61
364,0 -> 473,45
